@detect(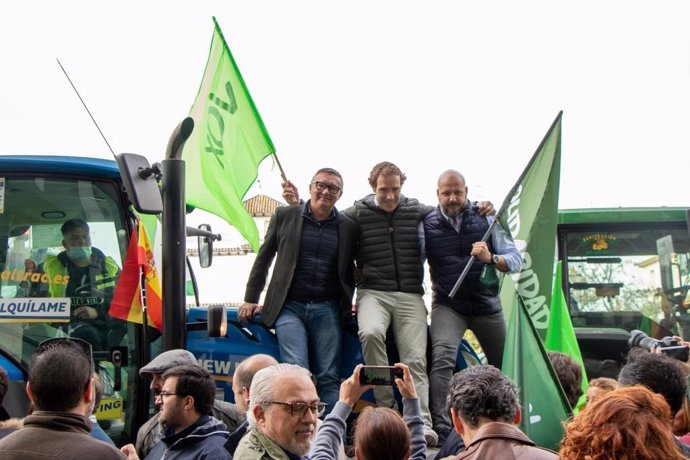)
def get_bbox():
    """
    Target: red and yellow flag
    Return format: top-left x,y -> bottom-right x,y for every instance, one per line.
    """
109,221 -> 163,330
